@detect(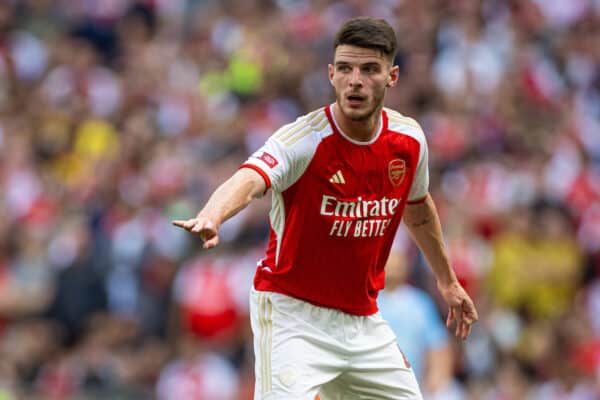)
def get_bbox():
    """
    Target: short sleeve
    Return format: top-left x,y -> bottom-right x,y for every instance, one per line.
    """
386,109 -> 430,203
240,115 -> 321,193
407,130 -> 429,203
